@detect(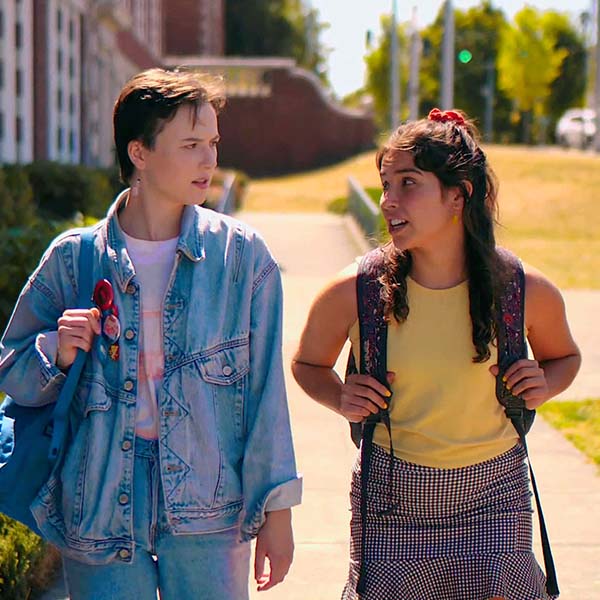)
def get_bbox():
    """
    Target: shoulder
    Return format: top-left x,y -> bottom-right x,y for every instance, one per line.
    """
34,221 -> 105,272
522,262 -> 567,328
310,264 -> 358,325
196,207 -> 271,253
523,262 -> 563,304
